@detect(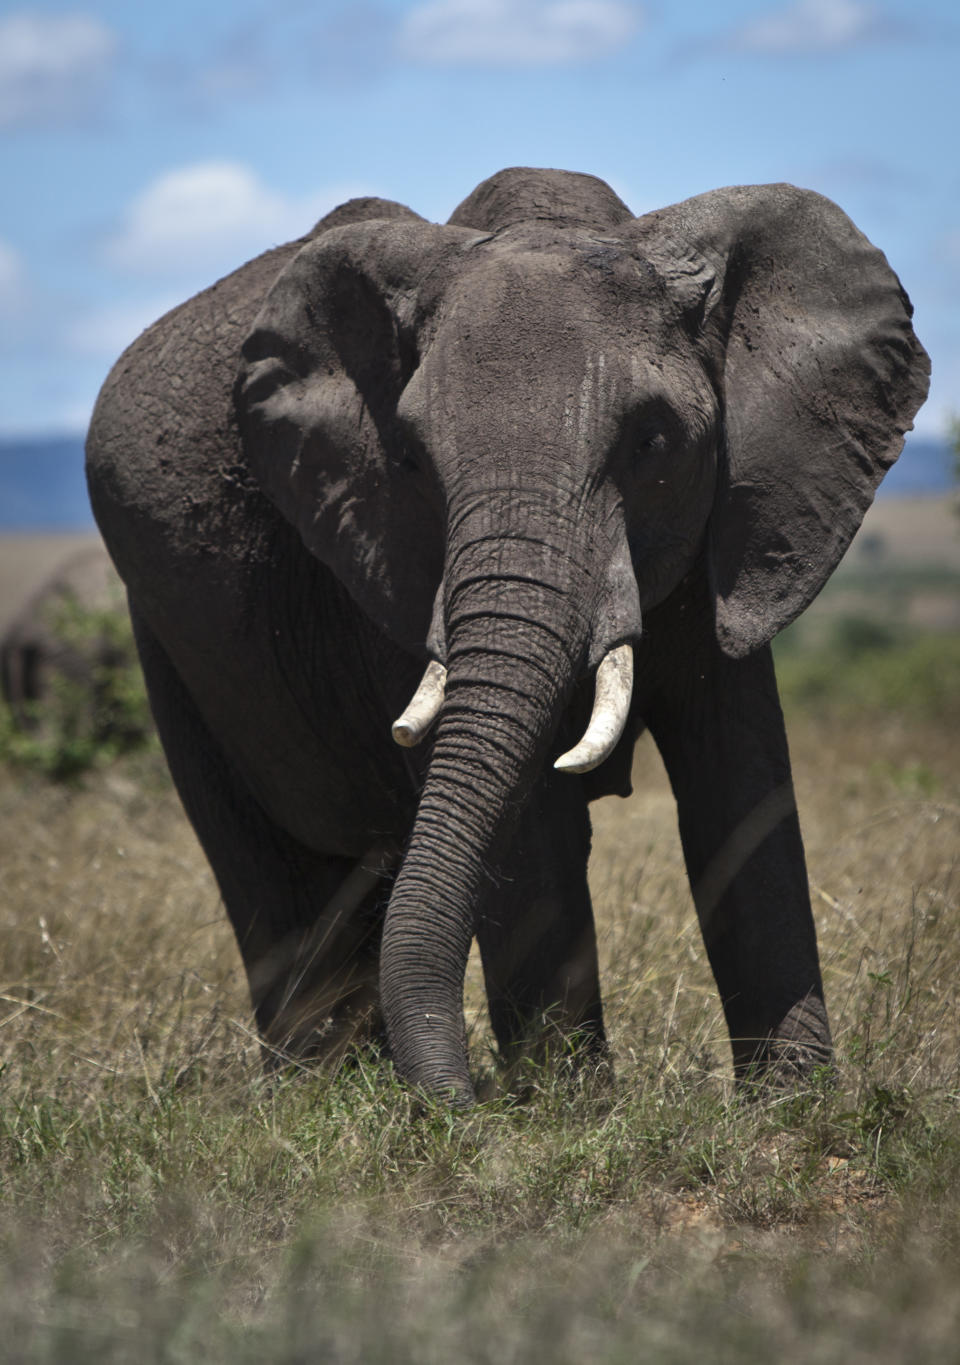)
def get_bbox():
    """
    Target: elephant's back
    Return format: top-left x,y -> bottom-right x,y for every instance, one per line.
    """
85,240 -> 305,604
84,235 -> 422,858
86,195 -> 426,585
